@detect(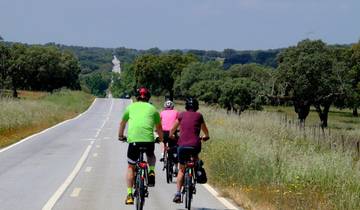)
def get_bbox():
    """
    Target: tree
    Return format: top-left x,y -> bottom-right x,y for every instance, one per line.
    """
134,54 -> 196,100
348,41 -> 360,116
174,61 -> 223,98
0,43 -> 10,94
277,39 -> 345,127
218,78 -> 261,114
8,44 -> 28,97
